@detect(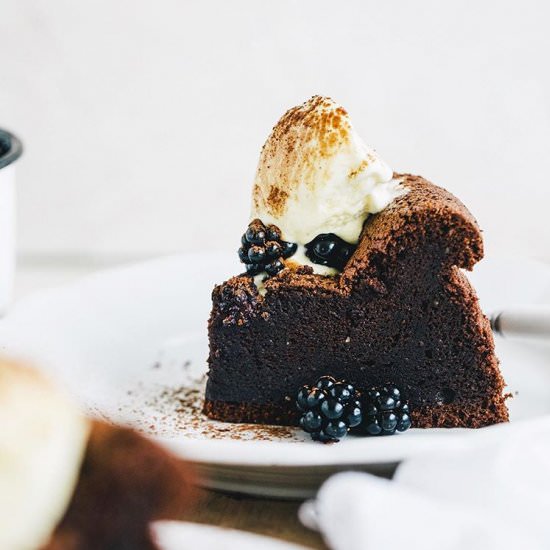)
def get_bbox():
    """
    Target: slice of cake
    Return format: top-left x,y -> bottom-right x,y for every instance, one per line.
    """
0,359 -> 194,550
204,96 -> 508,431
